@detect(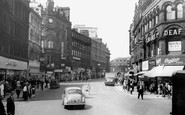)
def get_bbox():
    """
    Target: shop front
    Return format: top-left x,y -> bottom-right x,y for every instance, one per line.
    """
156,55 -> 185,76
0,56 -> 28,83
28,60 -> 40,79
